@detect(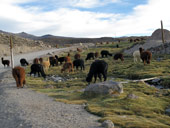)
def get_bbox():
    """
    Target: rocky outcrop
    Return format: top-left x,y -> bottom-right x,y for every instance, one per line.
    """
124,29 -> 170,55
149,29 -> 170,41
84,80 -> 123,97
